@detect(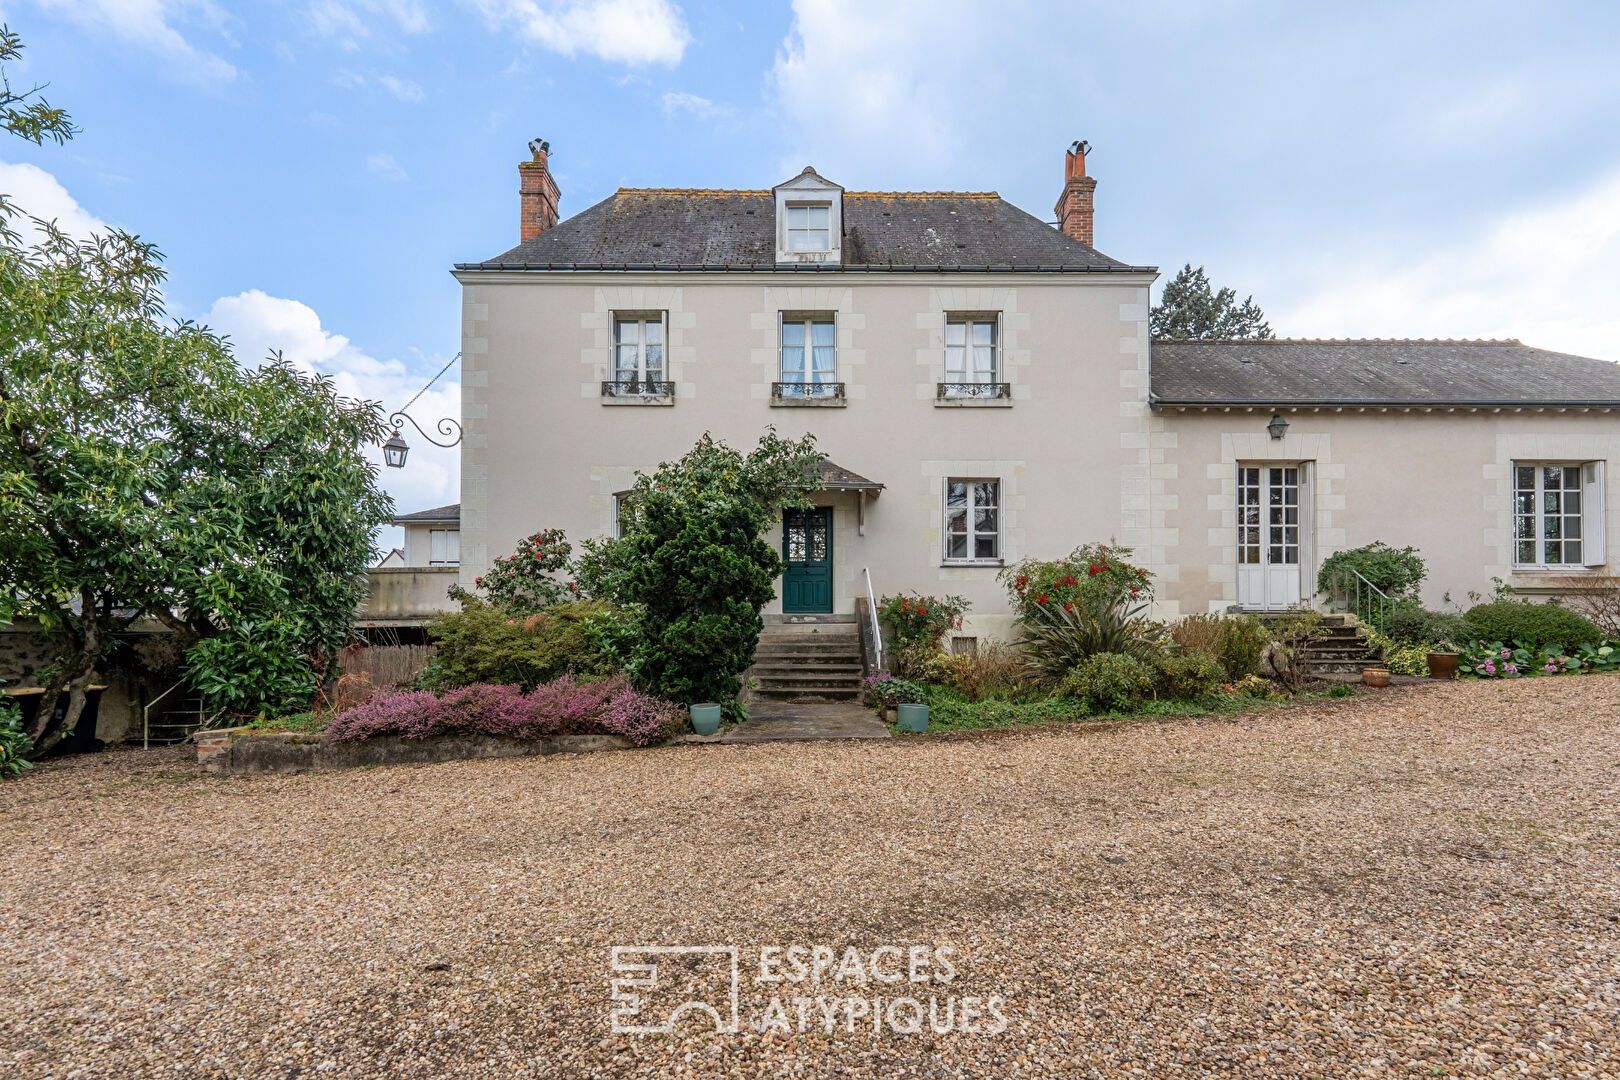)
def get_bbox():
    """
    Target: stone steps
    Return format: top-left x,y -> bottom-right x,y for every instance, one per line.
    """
751,620 -> 865,703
